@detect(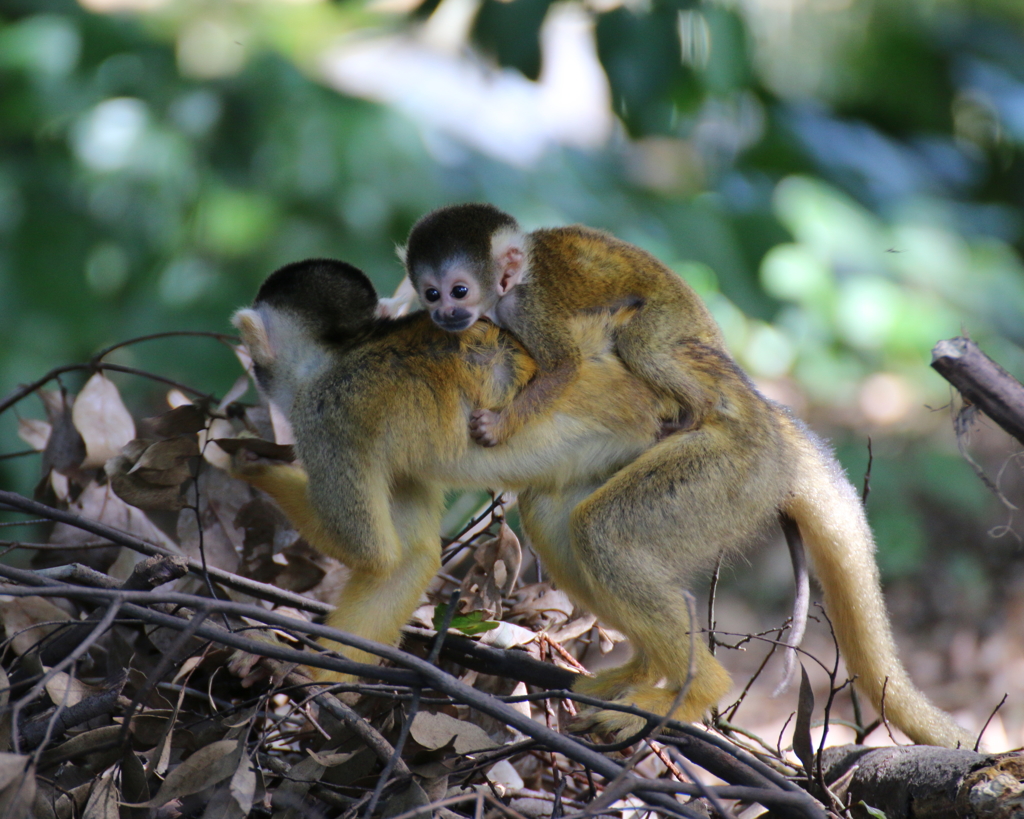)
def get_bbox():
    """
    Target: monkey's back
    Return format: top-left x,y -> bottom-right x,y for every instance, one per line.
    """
526,226 -> 723,348
292,316 -> 495,474
293,310 -> 676,496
